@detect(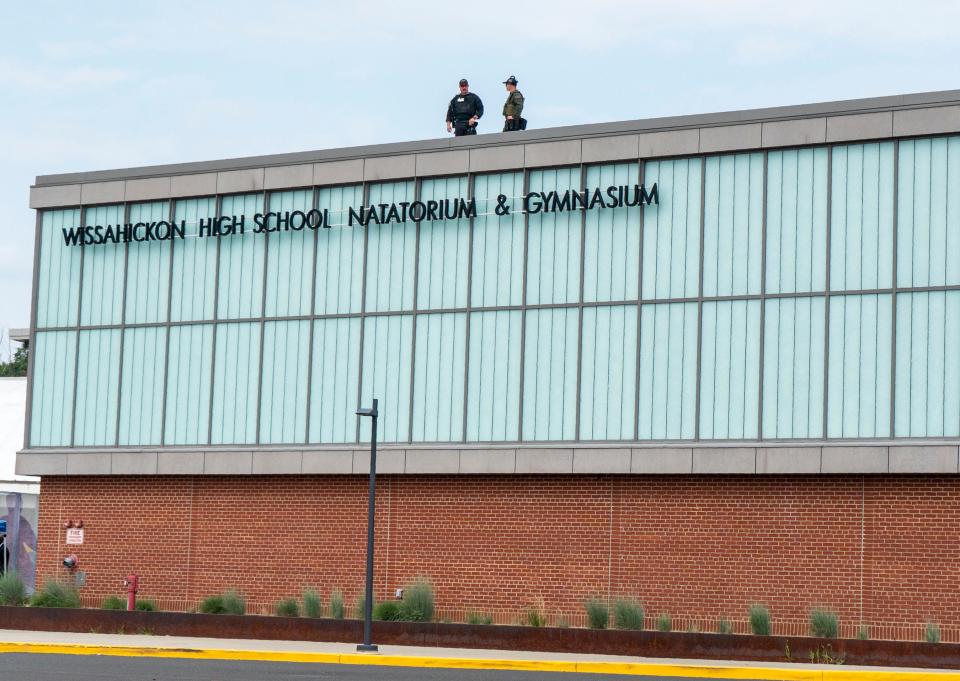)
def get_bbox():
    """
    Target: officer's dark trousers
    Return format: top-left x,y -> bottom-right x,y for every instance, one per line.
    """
454,121 -> 477,136
503,118 -> 520,132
